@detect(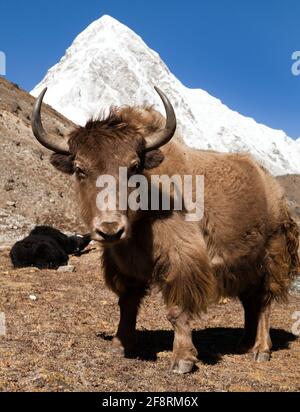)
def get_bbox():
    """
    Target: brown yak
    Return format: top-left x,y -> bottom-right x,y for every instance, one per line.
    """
31,87 -> 299,374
